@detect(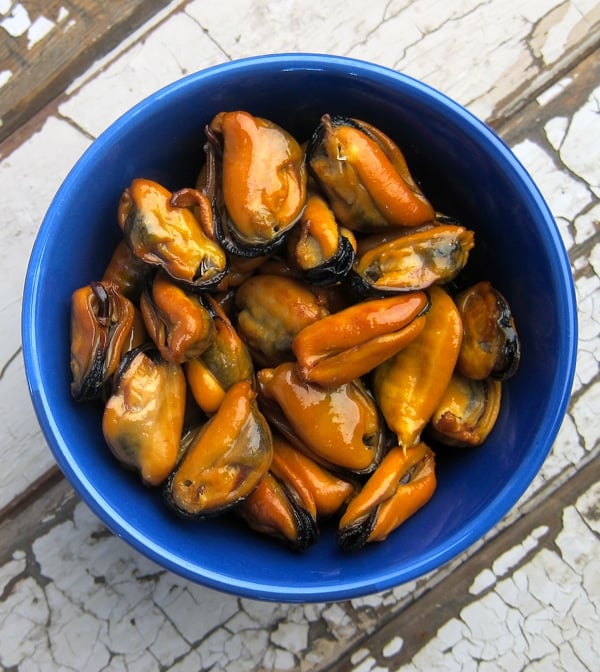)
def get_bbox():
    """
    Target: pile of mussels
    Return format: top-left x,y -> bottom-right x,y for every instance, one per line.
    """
69,111 -> 520,552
